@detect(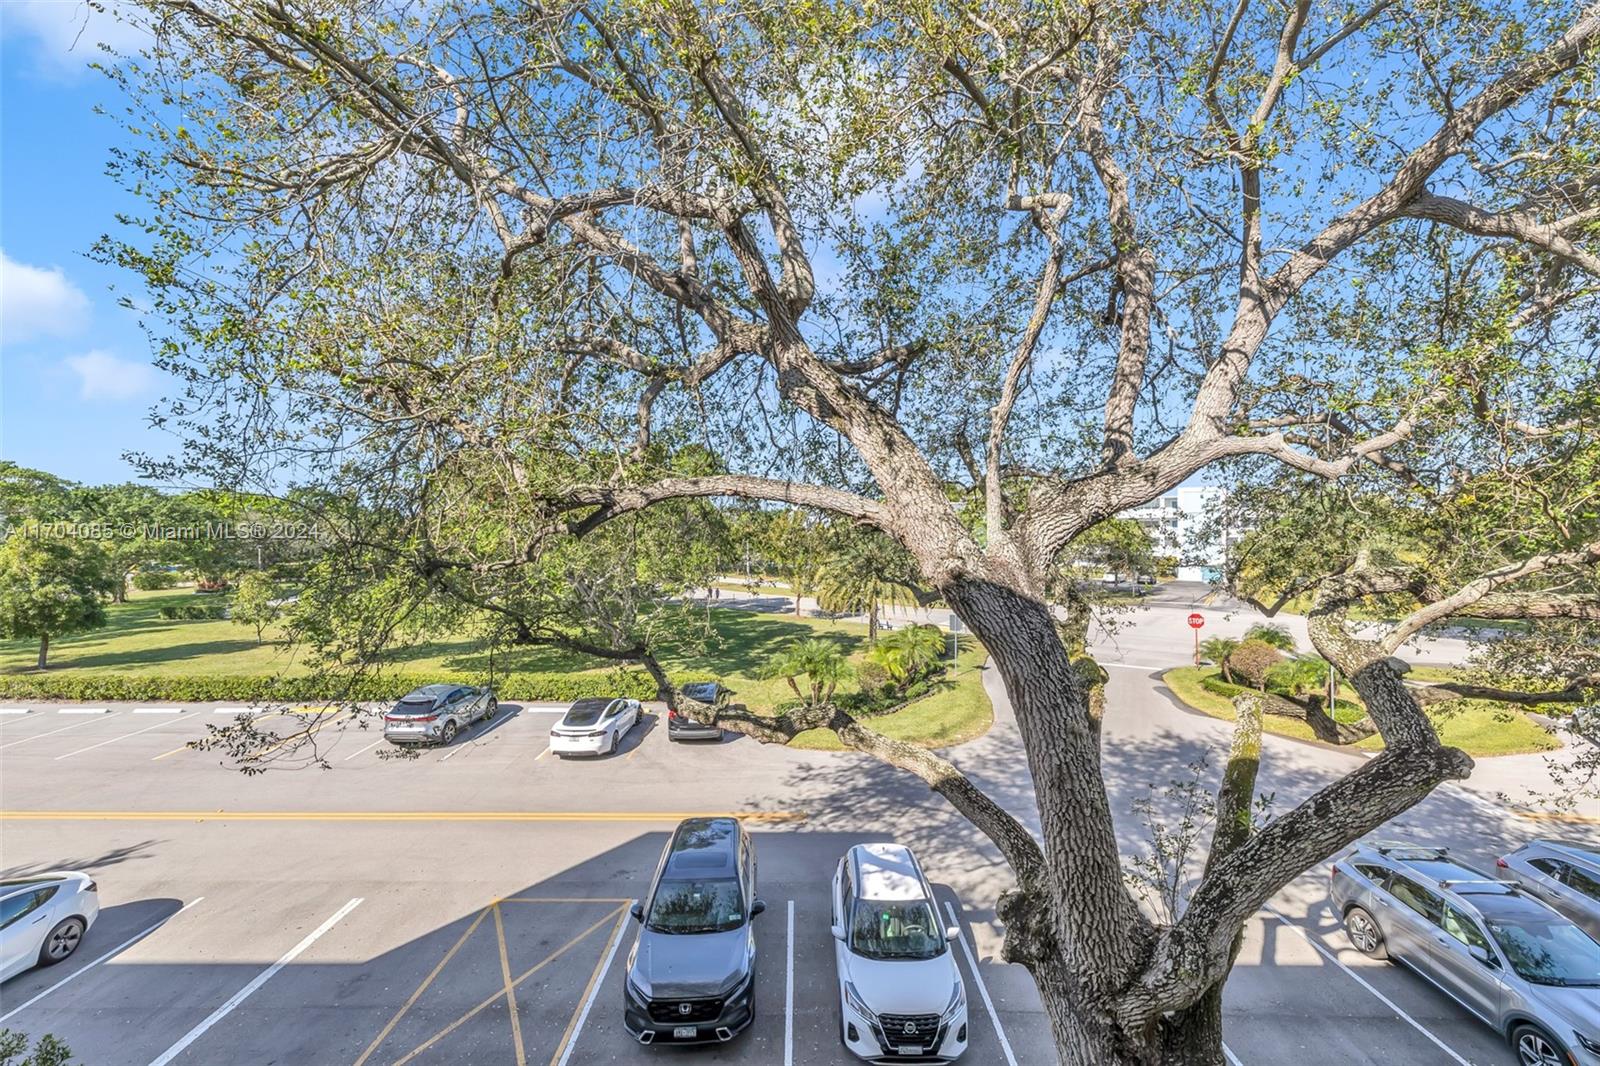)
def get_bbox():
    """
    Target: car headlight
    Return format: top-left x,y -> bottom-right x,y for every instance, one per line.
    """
1576,1032 -> 1600,1055
842,980 -> 873,1020
941,980 -> 965,1021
